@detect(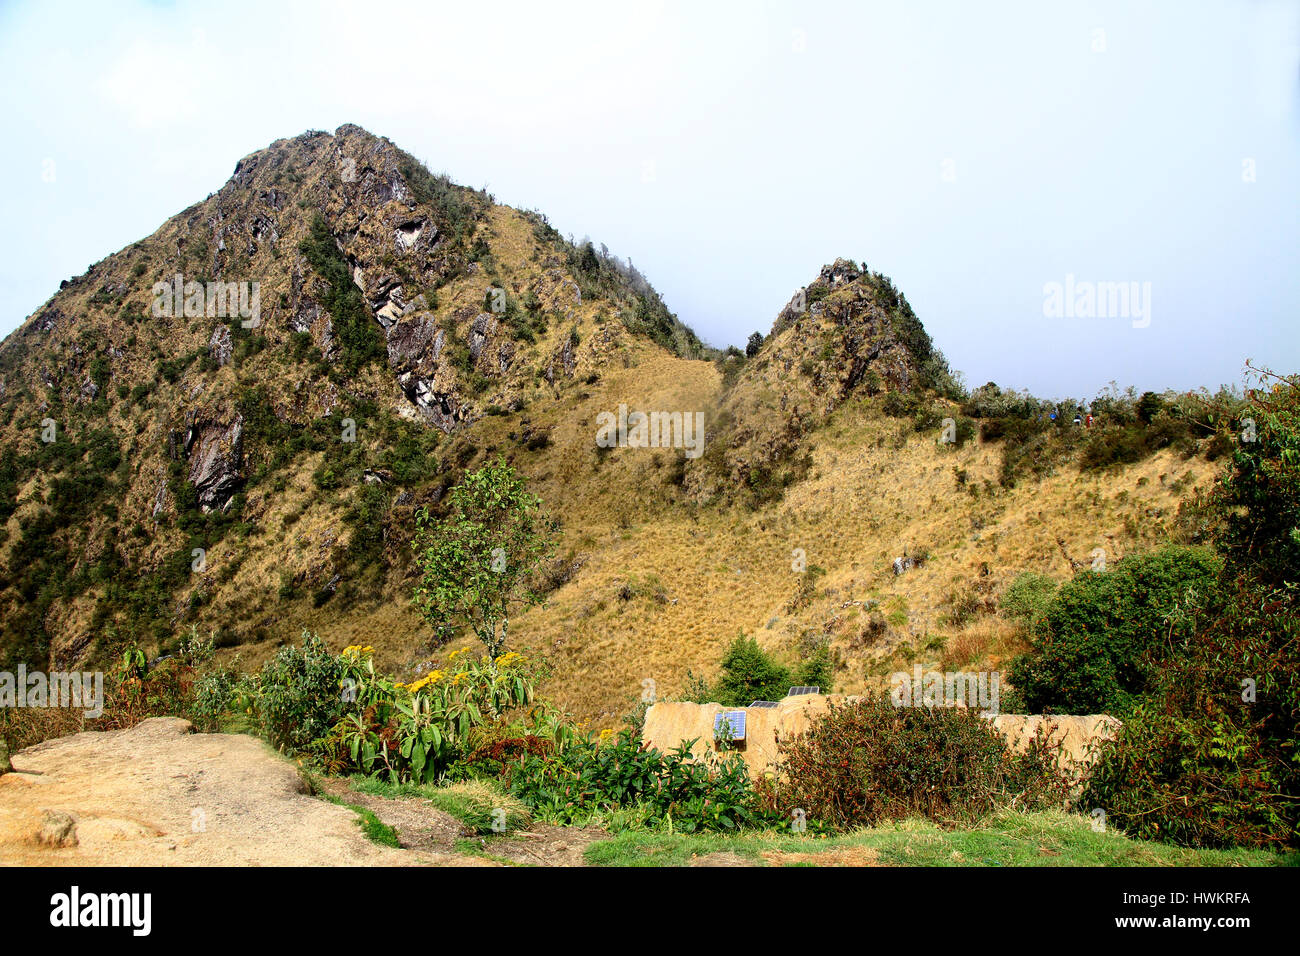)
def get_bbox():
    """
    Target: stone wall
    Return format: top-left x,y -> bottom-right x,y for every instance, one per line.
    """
641,695 -> 1120,780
